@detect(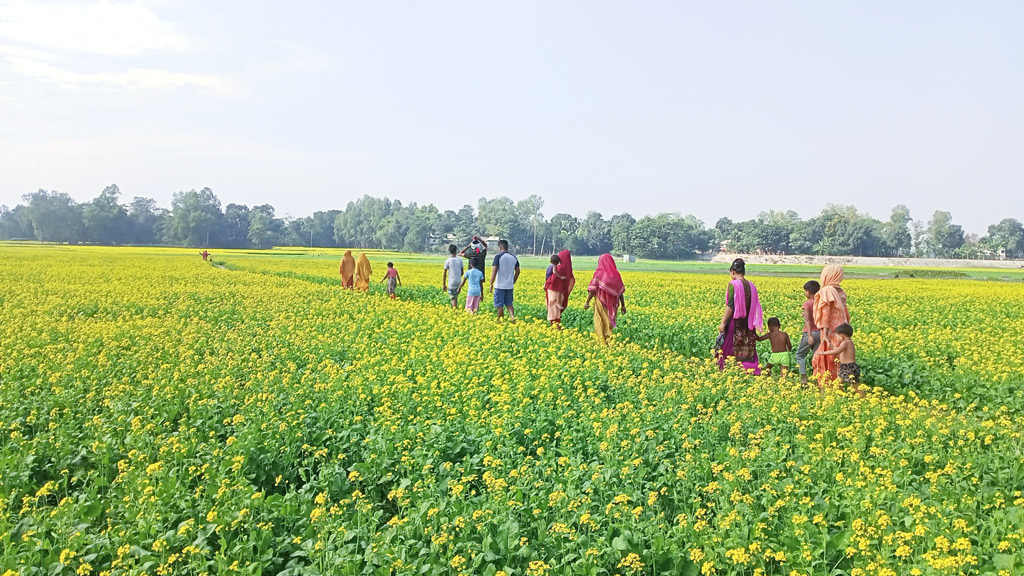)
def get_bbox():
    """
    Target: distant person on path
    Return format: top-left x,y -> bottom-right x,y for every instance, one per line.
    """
545,250 -> 576,328
757,317 -> 794,377
812,265 -> 850,384
584,254 -> 626,343
340,250 -> 356,289
460,265 -> 484,314
200,250 -> 210,261
354,254 -> 372,292
795,280 -> 821,384
489,240 -> 520,322
380,262 -> 401,299
816,322 -> 861,395
442,244 -> 465,309
460,236 -> 488,274
717,258 -> 764,374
